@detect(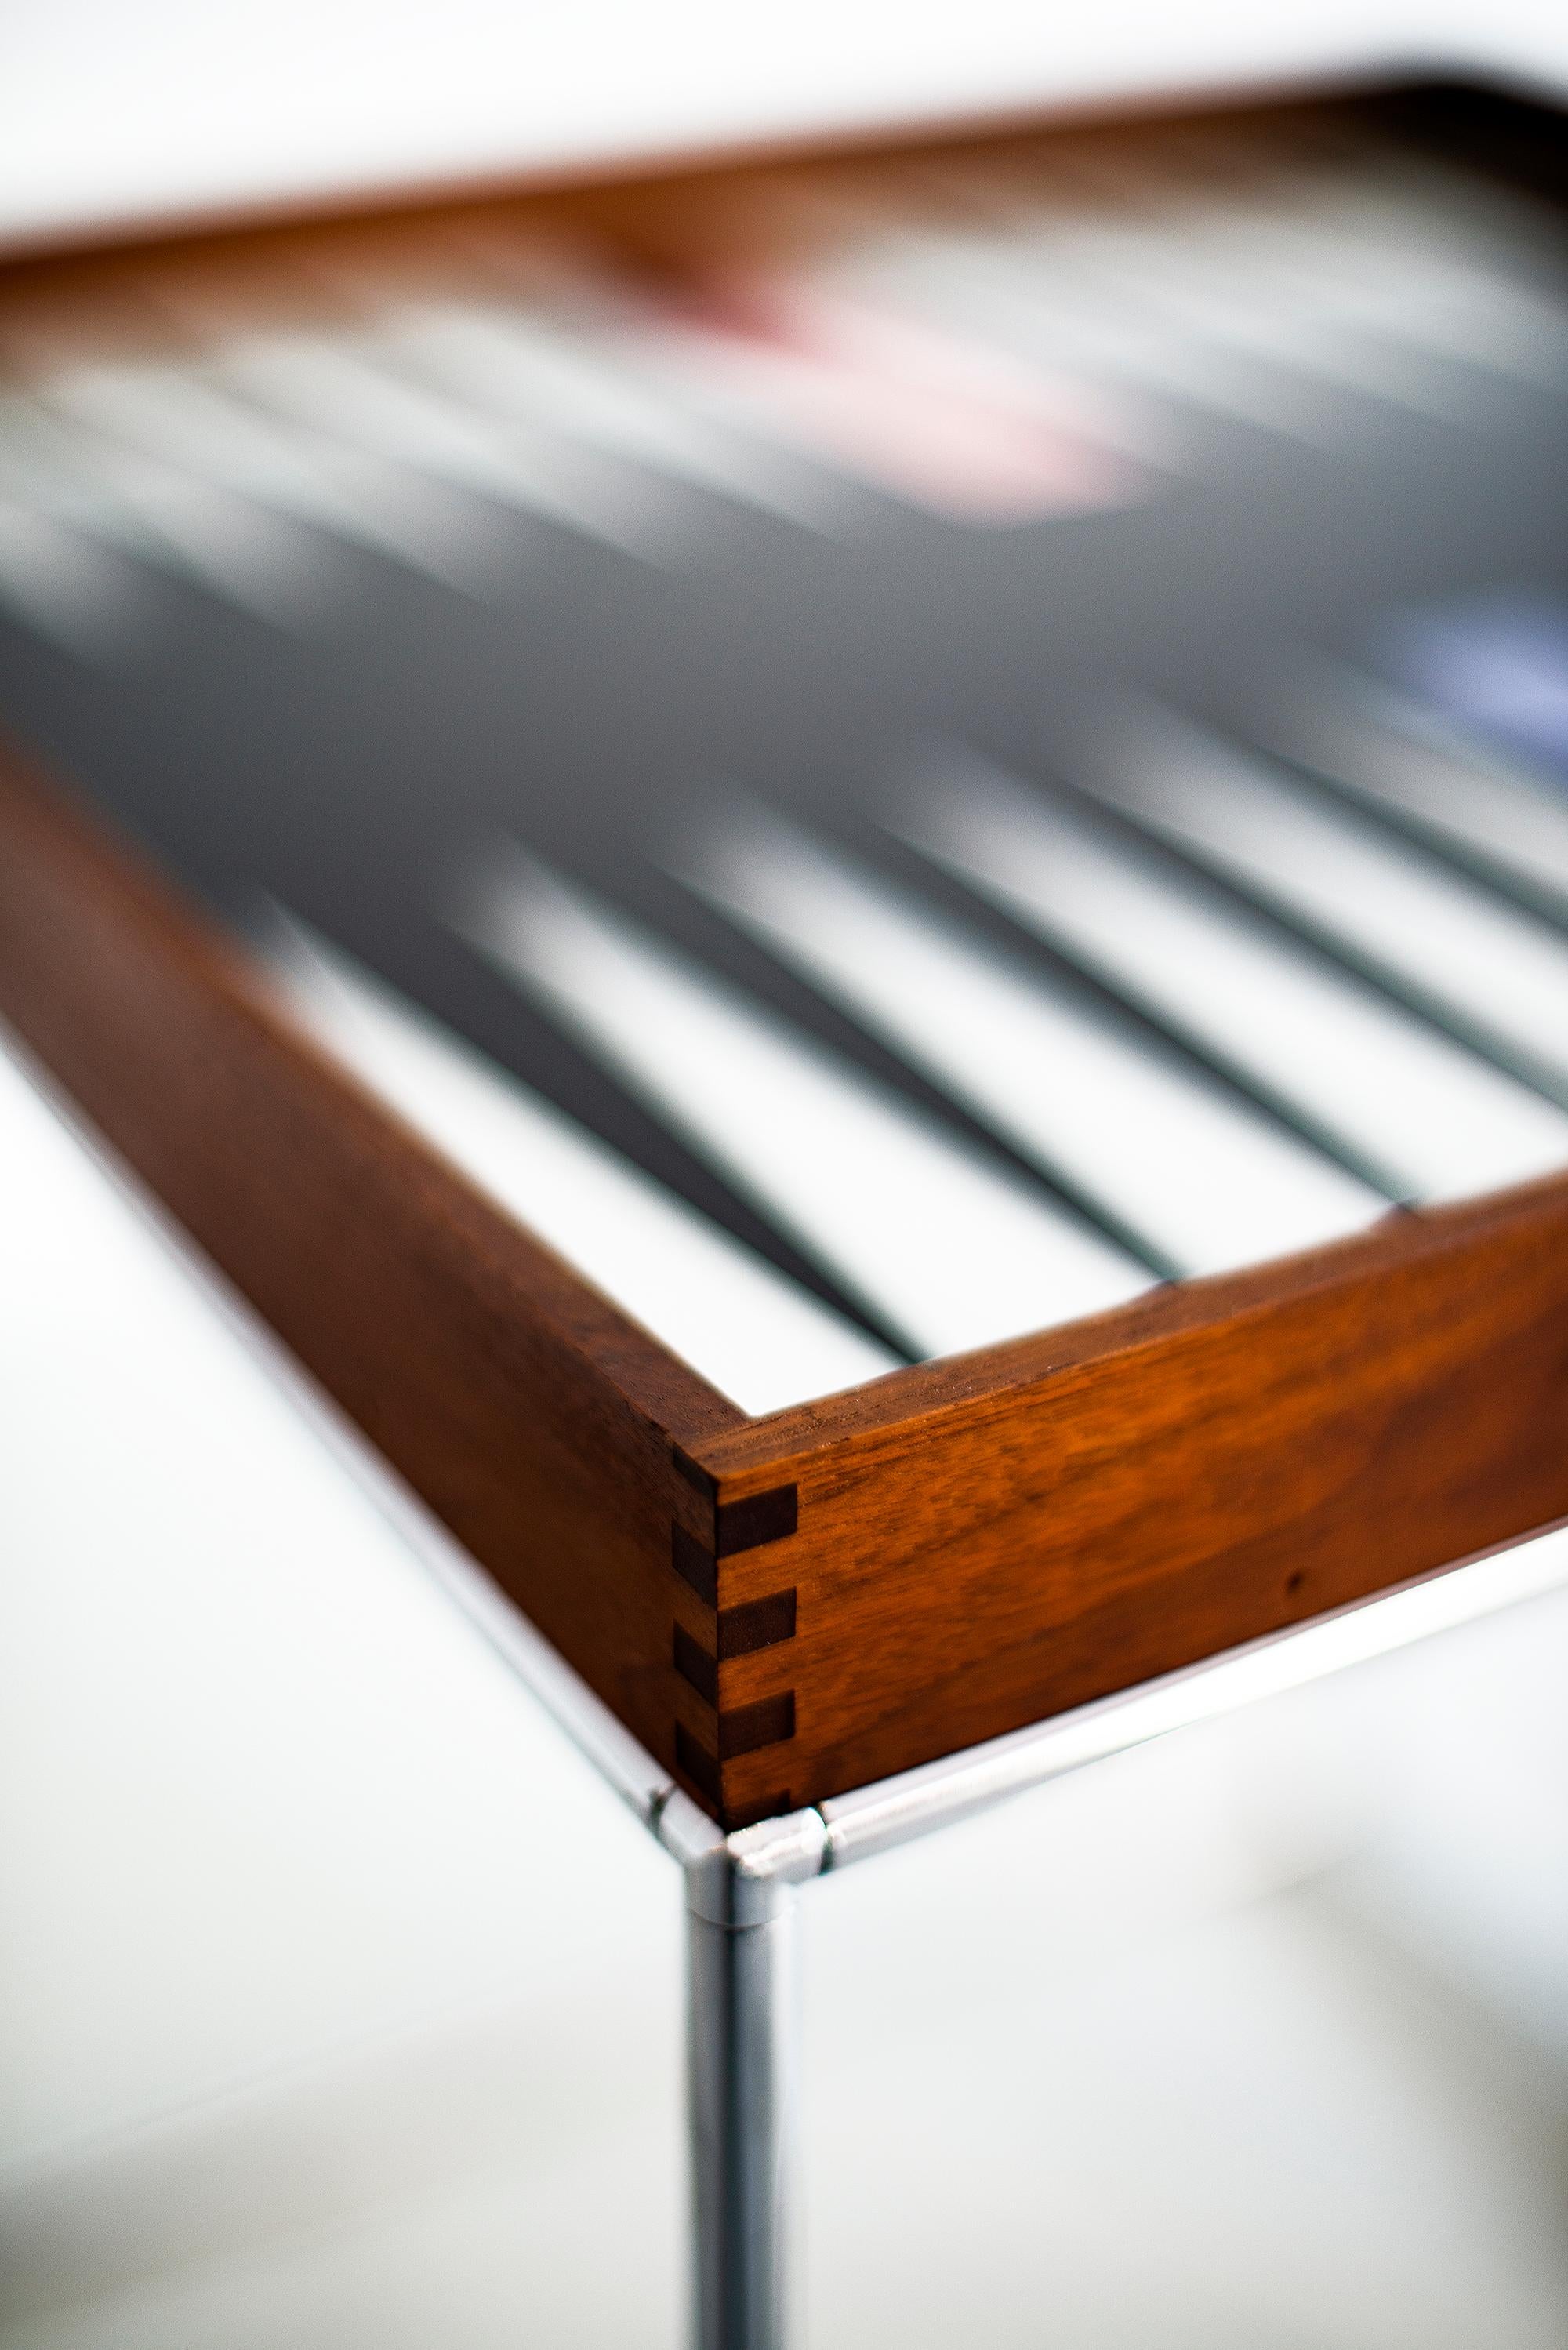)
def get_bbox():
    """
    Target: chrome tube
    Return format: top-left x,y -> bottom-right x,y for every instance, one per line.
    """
686,1903 -> 797,2350
664,1799 -> 825,2350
